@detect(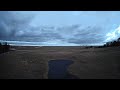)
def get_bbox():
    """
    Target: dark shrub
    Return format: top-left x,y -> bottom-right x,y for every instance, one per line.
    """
0,42 -> 10,54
